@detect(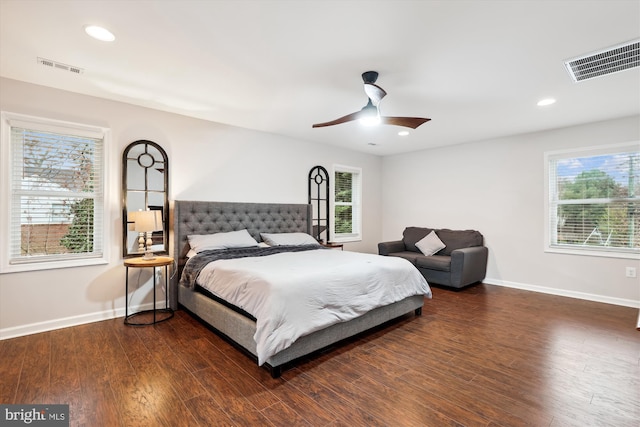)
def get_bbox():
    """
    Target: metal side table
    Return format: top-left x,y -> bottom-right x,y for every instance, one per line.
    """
124,256 -> 174,326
